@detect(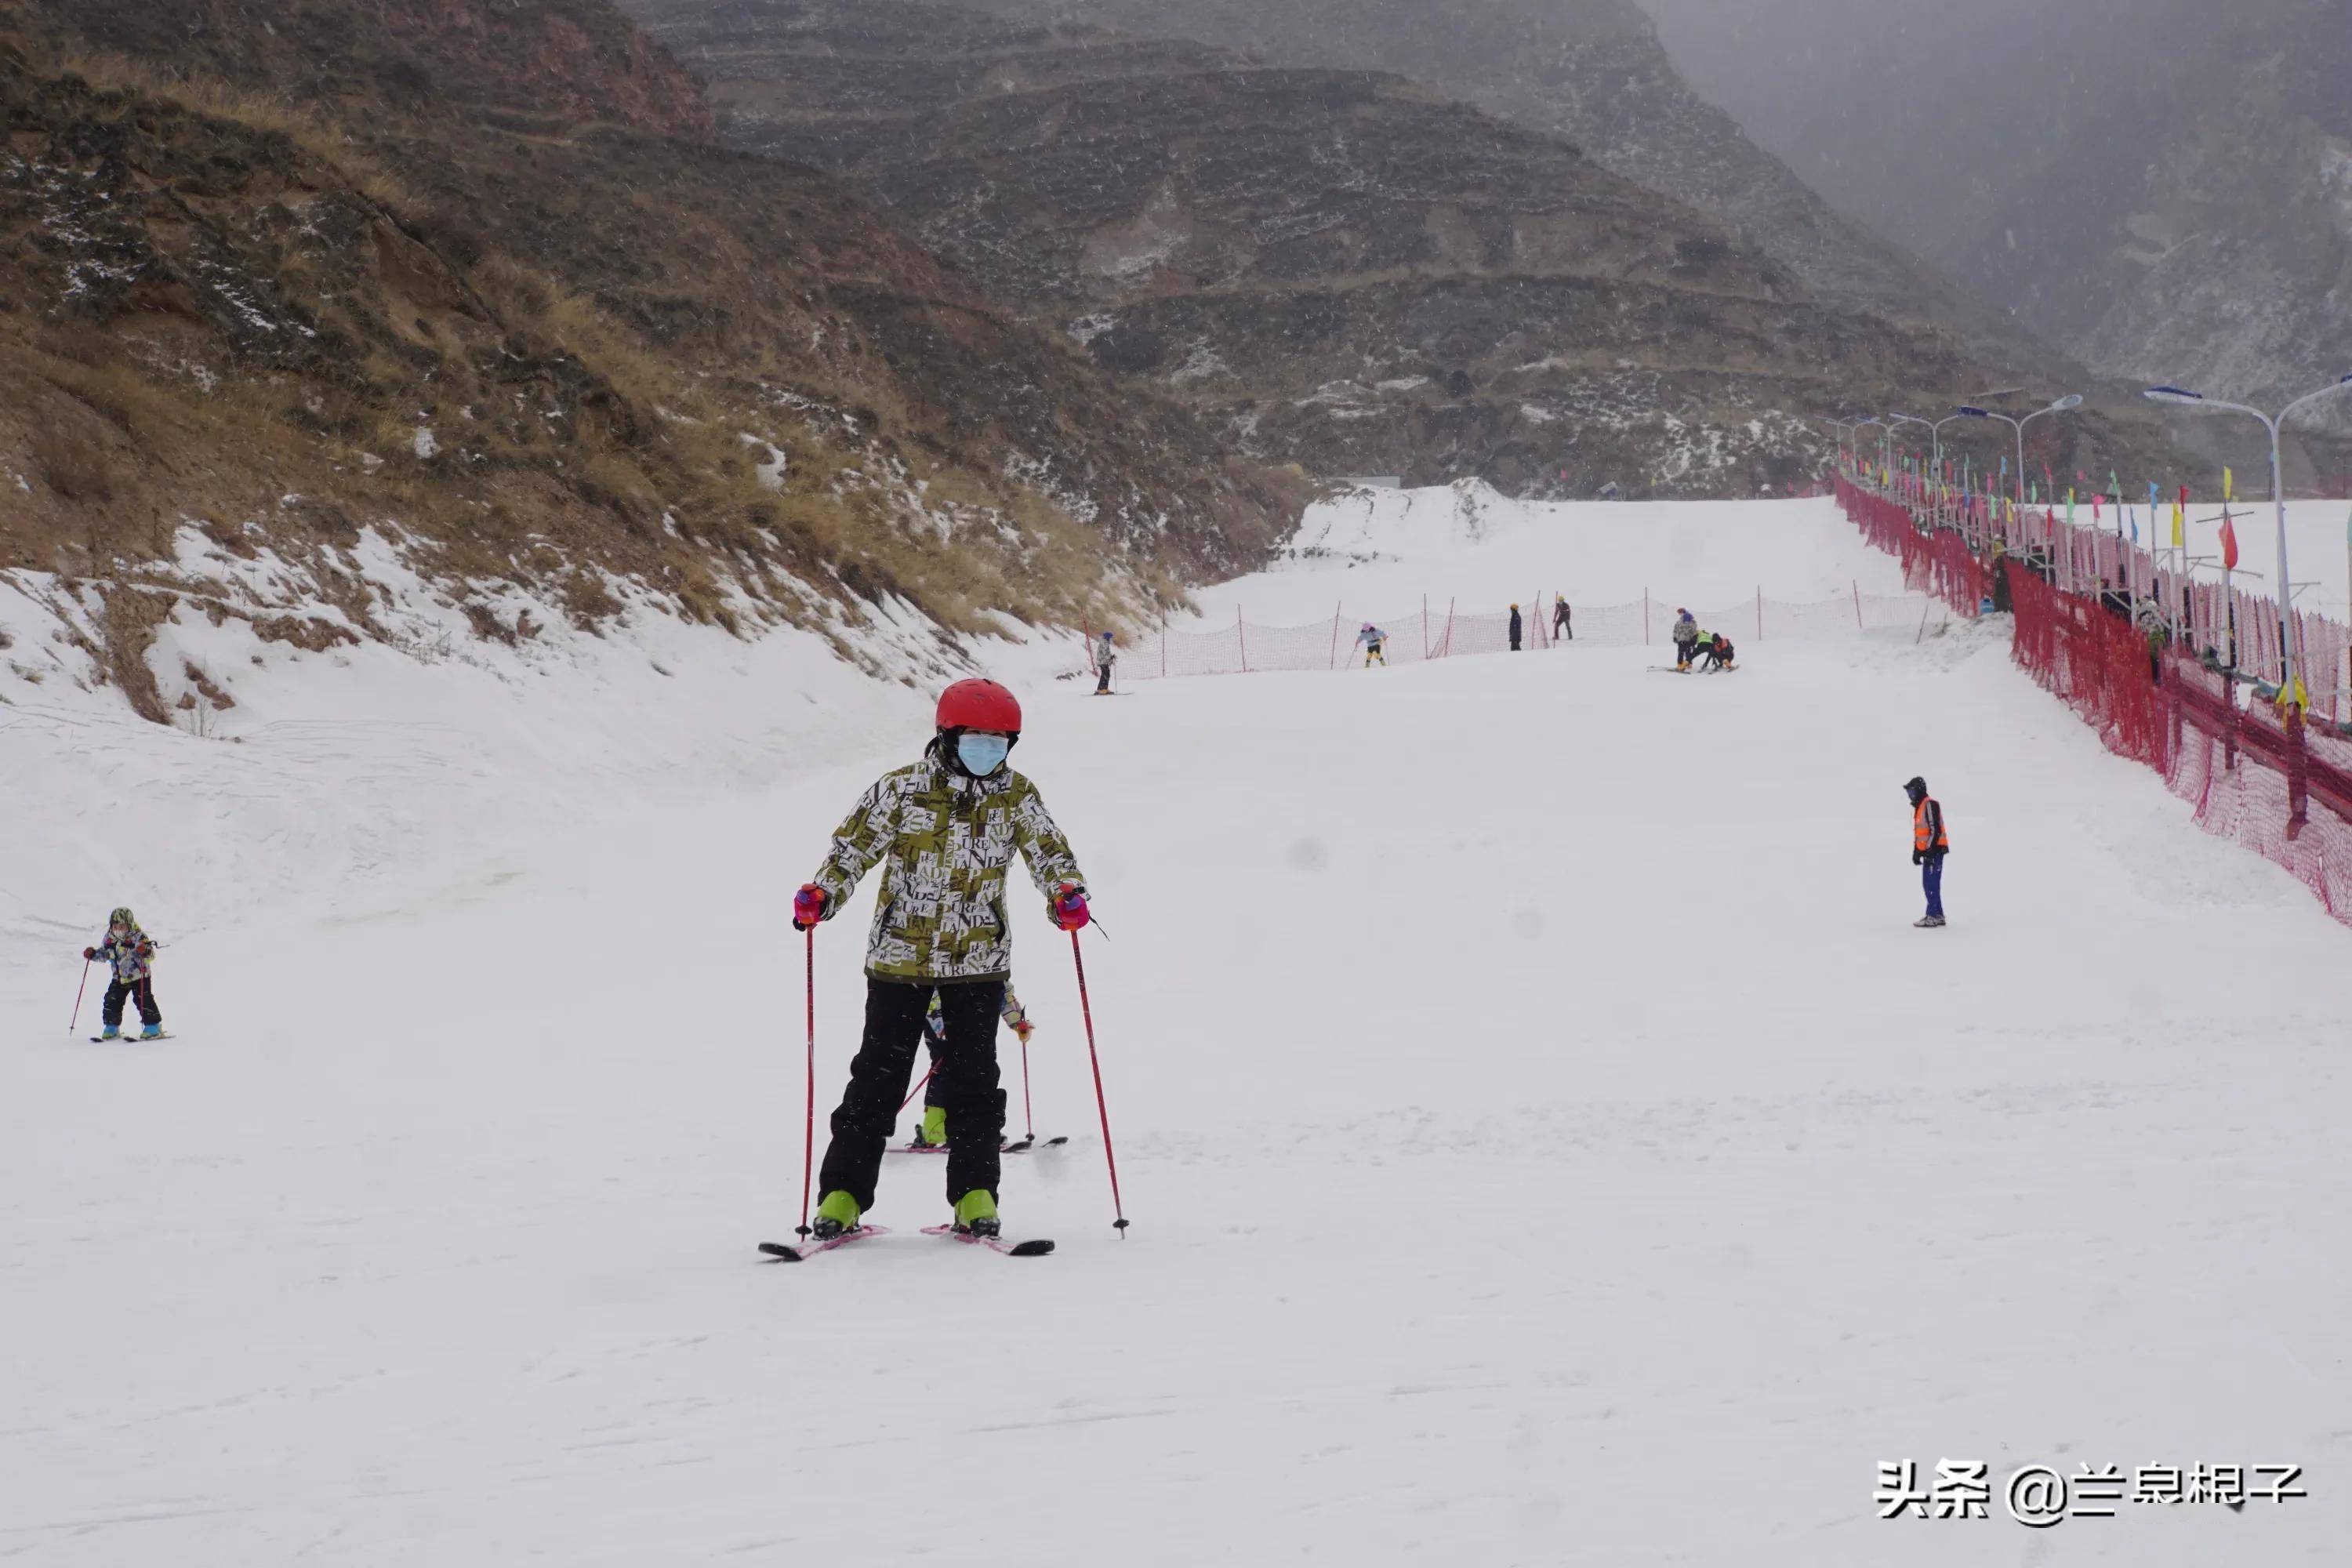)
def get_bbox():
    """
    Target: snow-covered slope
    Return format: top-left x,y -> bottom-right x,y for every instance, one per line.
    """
5,496 -> 2347,1564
